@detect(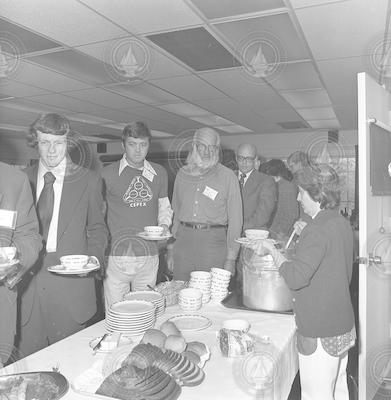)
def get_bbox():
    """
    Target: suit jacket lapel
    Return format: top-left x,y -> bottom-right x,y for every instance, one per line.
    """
56,161 -> 87,242
25,164 -> 39,204
243,169 -> 256,195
